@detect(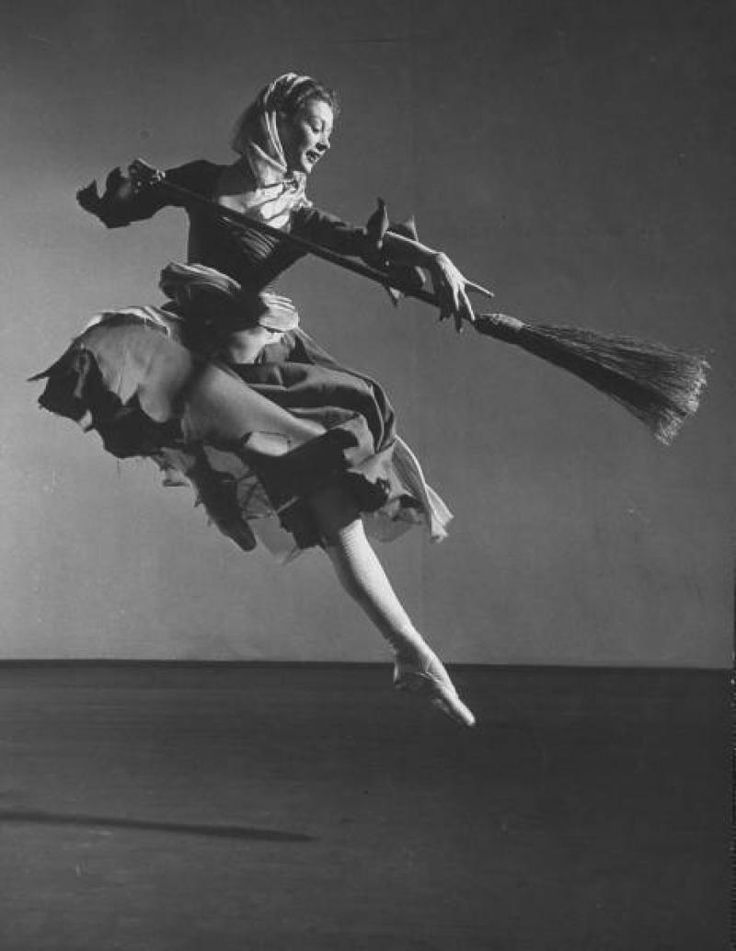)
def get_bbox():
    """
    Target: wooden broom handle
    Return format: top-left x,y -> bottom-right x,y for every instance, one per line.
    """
129,159 -> 495,308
